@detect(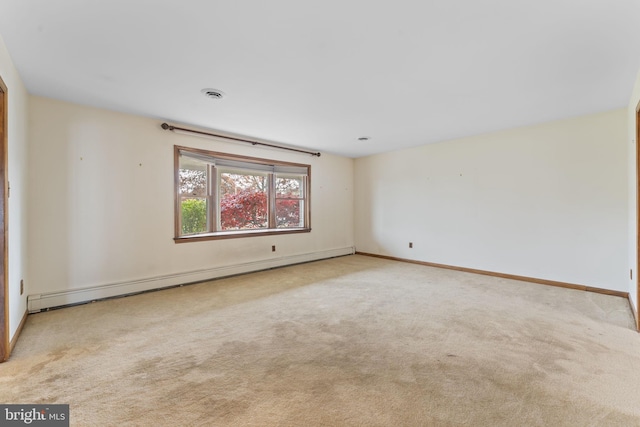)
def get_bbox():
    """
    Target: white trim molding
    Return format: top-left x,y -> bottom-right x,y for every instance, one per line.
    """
28,247 -> 355,313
